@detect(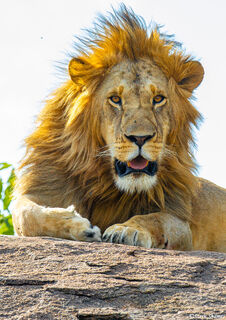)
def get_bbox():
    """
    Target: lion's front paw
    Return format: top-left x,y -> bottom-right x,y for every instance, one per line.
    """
68,206 -> 102,242
102,224 -> 153,248
70,217 -> 102,242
